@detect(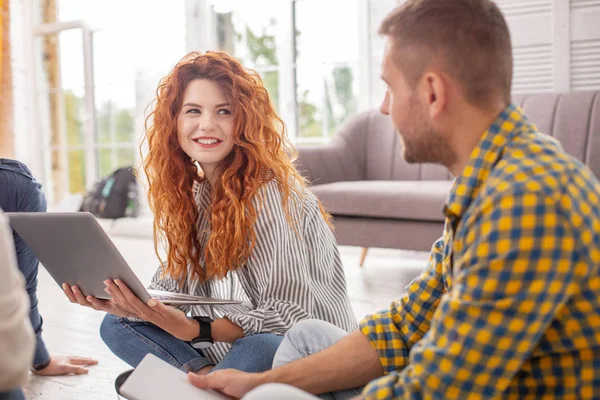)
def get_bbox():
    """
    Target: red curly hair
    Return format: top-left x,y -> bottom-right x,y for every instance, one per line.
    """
142,51 -> 331,283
